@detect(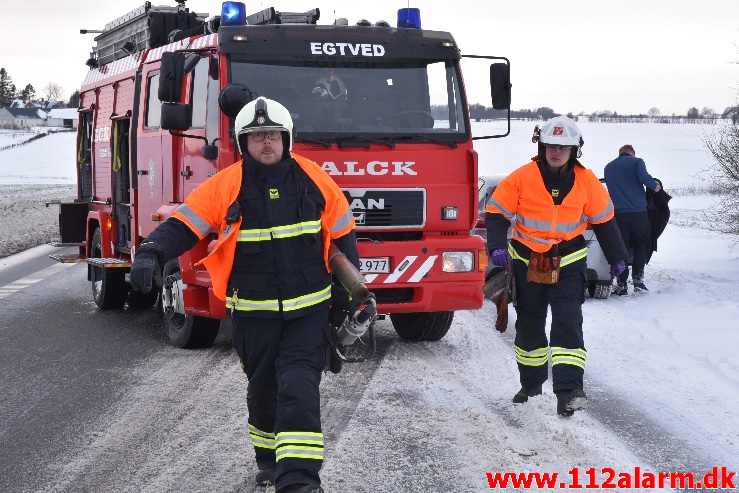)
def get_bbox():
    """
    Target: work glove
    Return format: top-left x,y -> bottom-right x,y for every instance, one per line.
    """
130,246 -> 163,294
610,260 -> 626,278
490,248 -> 511,268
